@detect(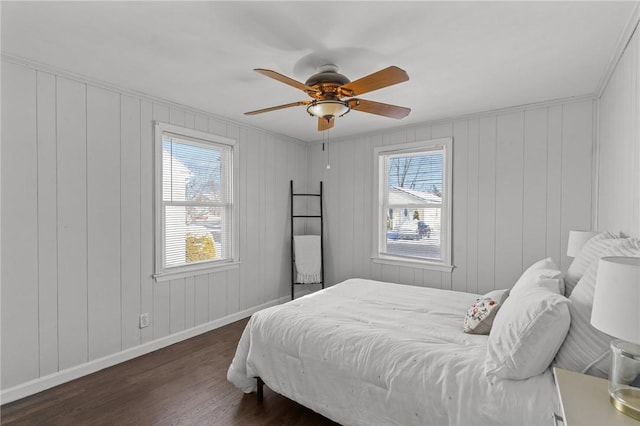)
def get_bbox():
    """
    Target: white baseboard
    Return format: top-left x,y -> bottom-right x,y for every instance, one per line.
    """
0,295 -> 289,405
